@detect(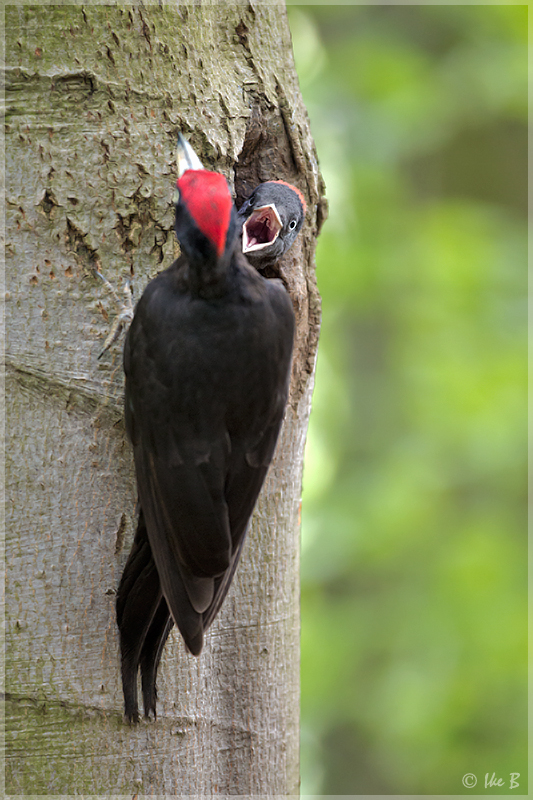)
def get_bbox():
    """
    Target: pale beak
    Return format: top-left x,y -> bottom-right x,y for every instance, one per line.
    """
242,204 -> 282,253
176,133 -> 205,177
